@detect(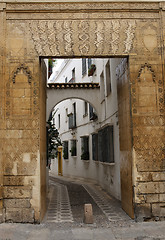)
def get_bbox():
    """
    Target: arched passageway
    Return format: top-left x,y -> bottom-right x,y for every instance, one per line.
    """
47,83 -> 100,121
